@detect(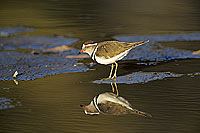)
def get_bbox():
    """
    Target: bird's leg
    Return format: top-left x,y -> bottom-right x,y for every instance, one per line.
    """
112,62 -> 118,79
110,80 -> 119,96
108,63 -> 114,79
114,80 -> 119,96
110,82 -> 115,93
